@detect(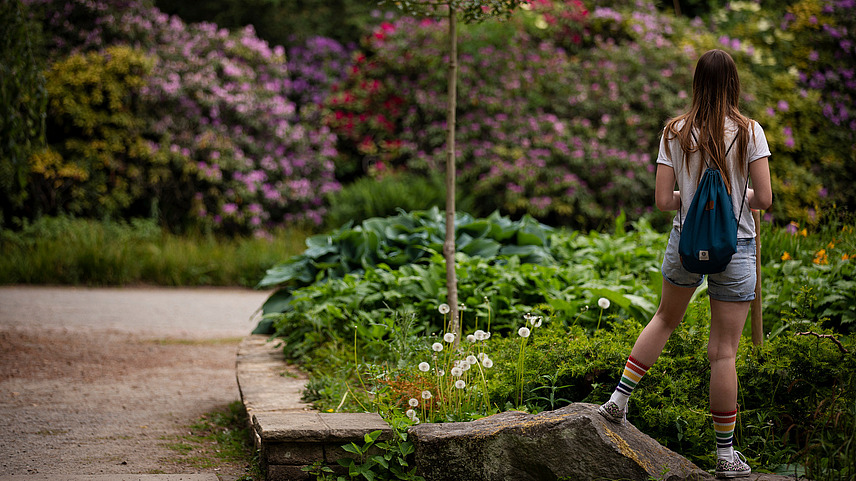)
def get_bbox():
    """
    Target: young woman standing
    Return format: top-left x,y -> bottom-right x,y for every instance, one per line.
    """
597,49 -> 773,478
